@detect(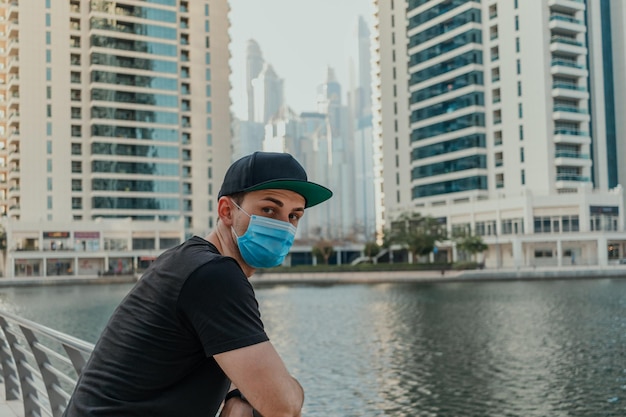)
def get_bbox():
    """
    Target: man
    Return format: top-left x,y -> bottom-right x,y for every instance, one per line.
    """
63,152 -> 332,417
